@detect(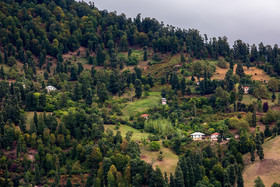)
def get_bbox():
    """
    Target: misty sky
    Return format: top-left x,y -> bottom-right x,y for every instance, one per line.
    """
84,0 -> 280,46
